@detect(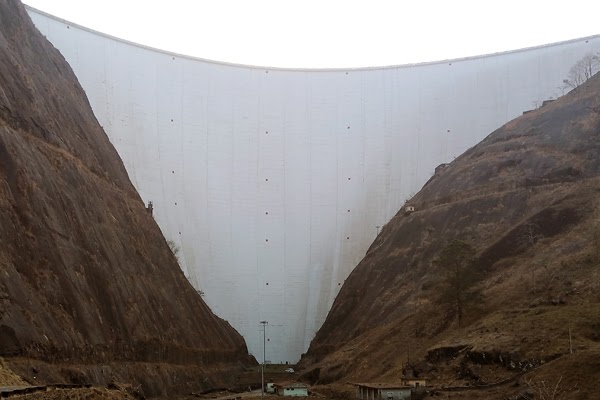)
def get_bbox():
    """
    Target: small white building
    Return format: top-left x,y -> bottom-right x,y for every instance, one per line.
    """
401,377 -> 427,389
404,205 -> 415,213
274,382 -> 309,397
354,383 -> 412,400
